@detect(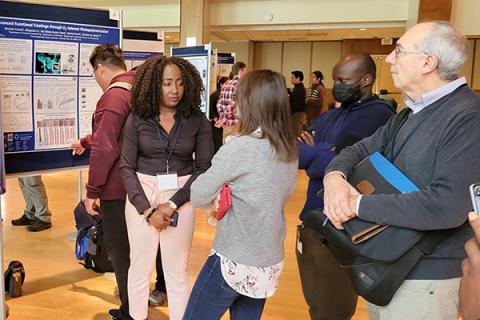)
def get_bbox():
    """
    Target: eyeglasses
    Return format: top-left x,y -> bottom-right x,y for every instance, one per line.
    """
393,44 -> 428,58
91,64 -> 99,78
